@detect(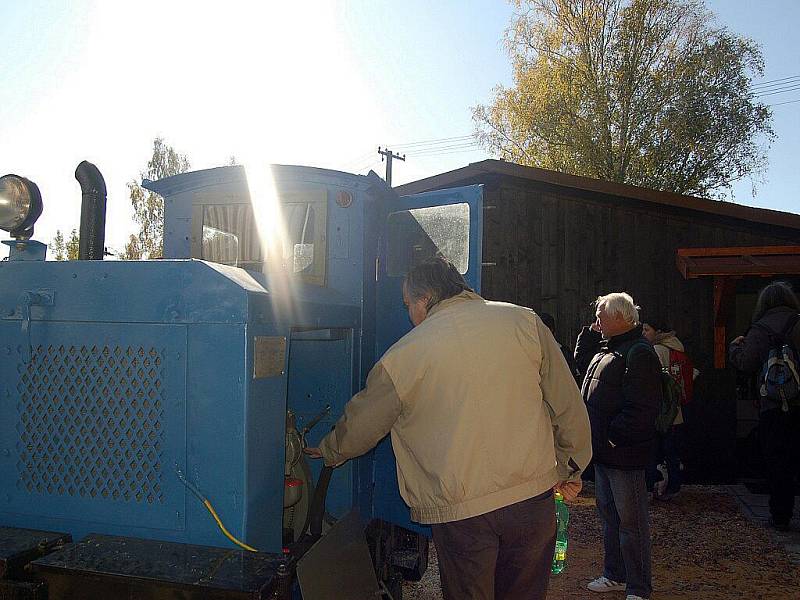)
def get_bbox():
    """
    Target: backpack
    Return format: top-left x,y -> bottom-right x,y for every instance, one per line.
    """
667,348 -> 694,405
626,341 -> 680,434
753,314 -> 800,412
